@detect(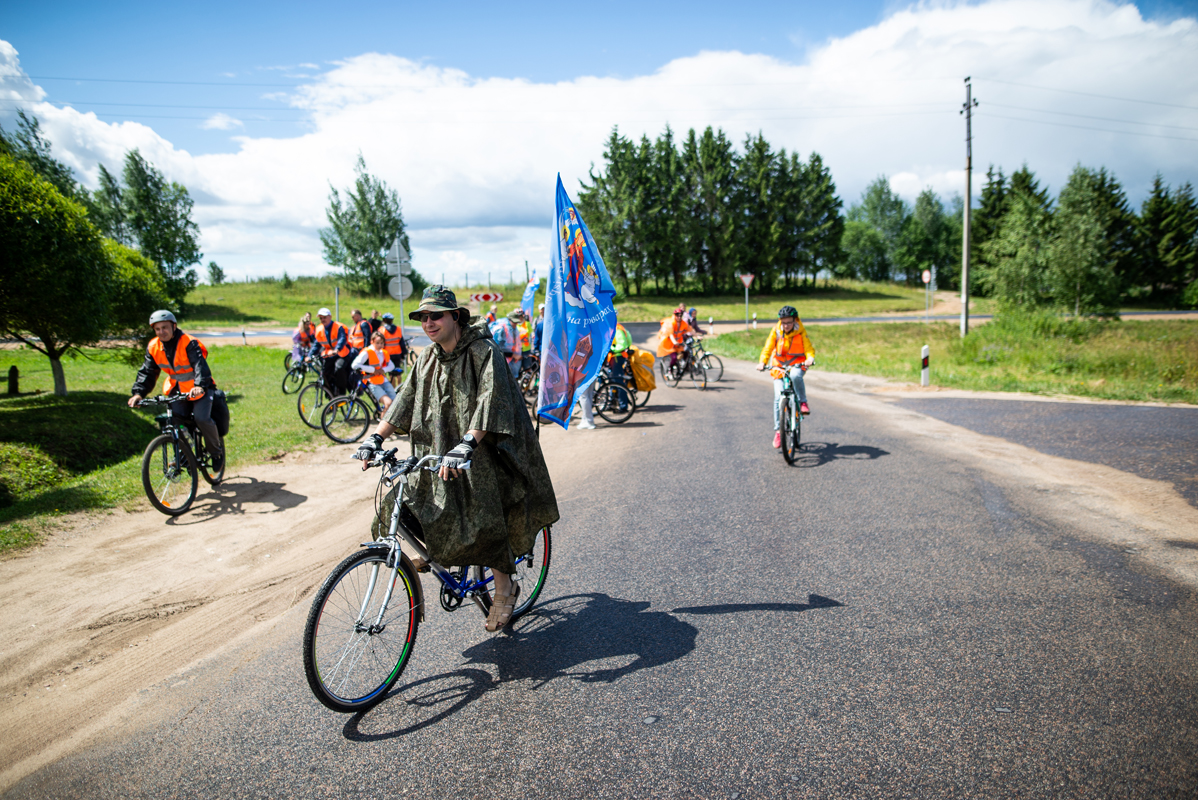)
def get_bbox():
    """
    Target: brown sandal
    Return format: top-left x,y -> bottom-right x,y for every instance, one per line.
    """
485,582 -> 521,632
